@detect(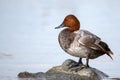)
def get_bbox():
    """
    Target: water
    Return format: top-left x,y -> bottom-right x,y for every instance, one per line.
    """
0,0 -> 120,80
